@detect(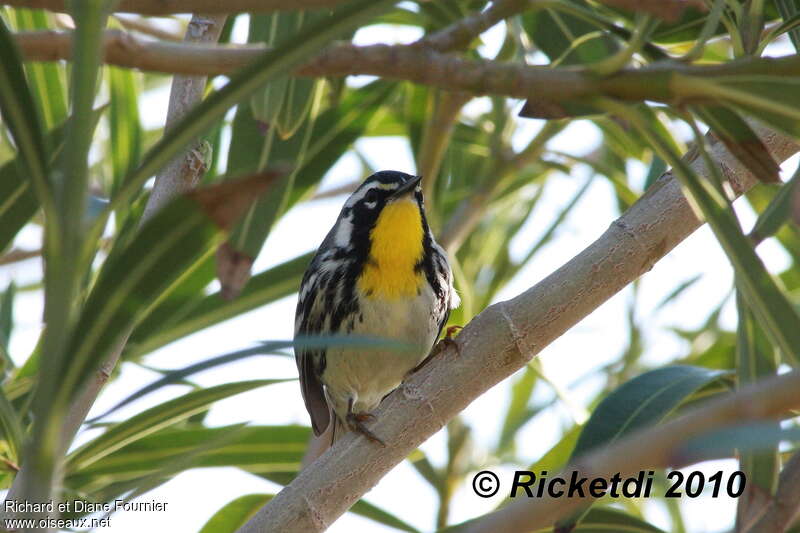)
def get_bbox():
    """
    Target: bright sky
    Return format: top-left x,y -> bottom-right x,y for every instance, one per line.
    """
1,15 -> 797,533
